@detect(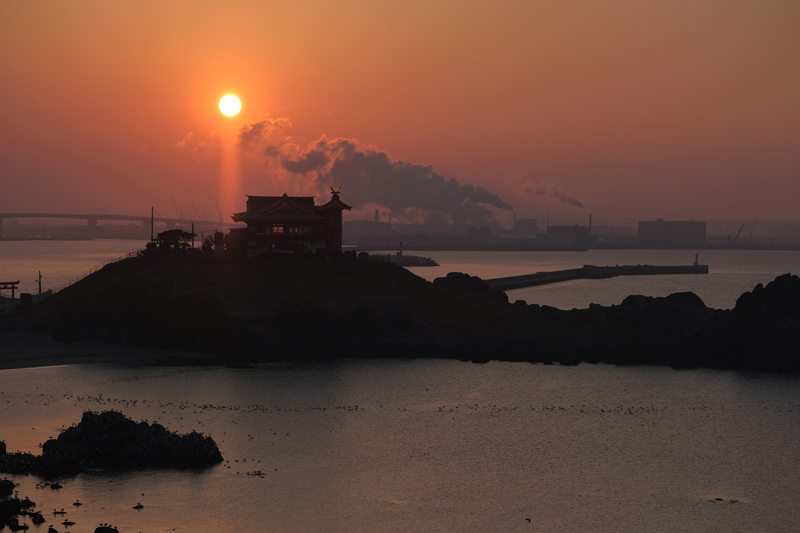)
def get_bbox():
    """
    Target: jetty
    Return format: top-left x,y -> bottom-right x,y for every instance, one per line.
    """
486,262 -> 708,291
368,253 -> 439,267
